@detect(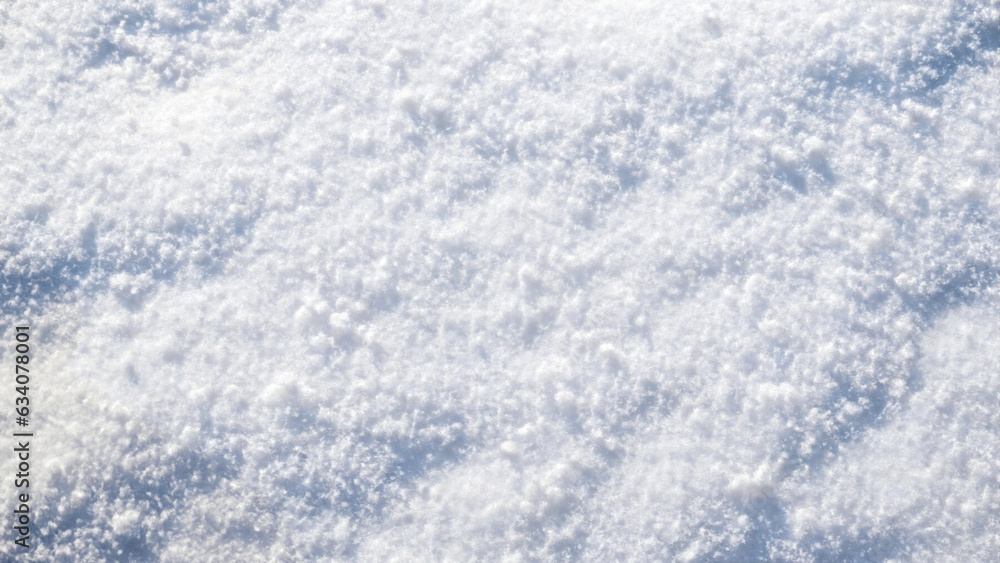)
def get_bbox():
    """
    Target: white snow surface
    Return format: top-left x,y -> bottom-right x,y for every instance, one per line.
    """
2,0 -> 1000,560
